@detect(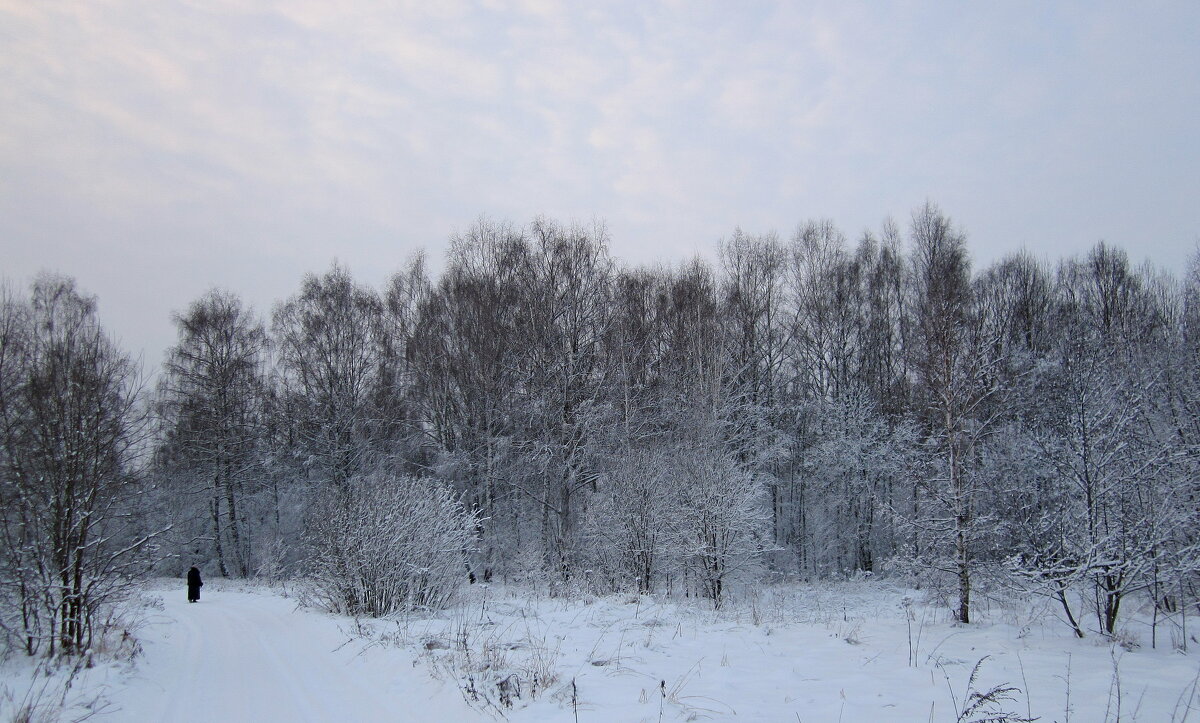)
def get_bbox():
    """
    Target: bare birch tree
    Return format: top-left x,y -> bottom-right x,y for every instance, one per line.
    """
0,275 -> 152,656
158,289 -> 270,577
